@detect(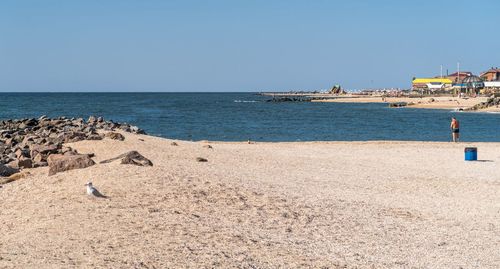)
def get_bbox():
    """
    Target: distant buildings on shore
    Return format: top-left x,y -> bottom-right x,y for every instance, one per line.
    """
412,67 -> 500,95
